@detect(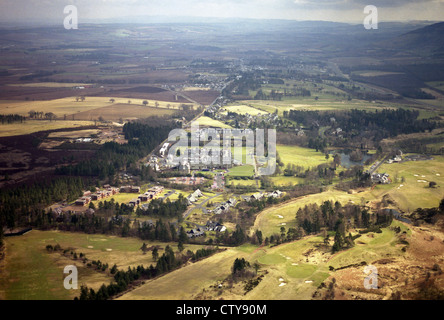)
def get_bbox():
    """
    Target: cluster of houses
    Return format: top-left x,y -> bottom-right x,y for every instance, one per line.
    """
168,176 -> 206,185
74,185 -> 119,206
242,190 -> 283,202
209,198 -> 237,215
186,220 -> 227,238
129,186 -> 164,207
120,185 -> 141,193
74,138 -> 93,143
73,185 -> 165,208
371,173 -> 390,184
